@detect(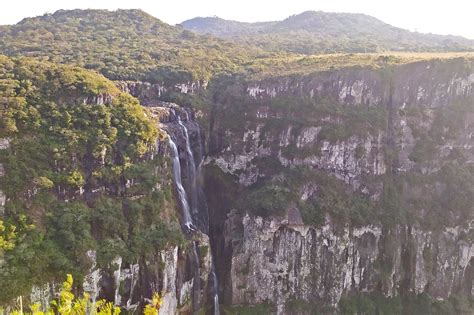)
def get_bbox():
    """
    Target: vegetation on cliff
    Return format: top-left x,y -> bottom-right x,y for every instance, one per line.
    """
241,52 -> 474,79
206,57 -> 474,231
0,56 -> 182,303
339,291 -> 473,315
0,8 -> 473,313
4,274 -> 163,314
